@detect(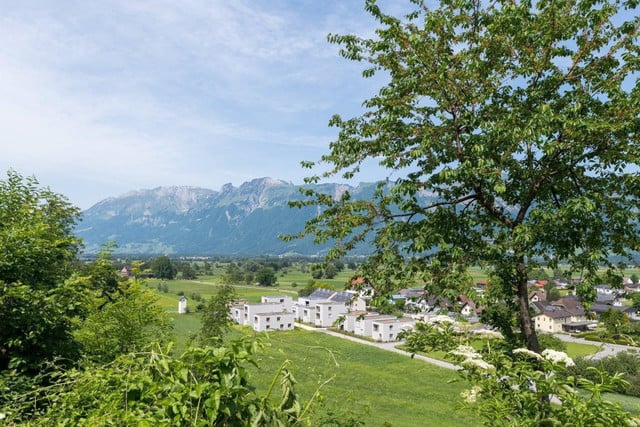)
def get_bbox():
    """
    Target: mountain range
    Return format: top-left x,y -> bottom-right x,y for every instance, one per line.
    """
75,178 -> 380,256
